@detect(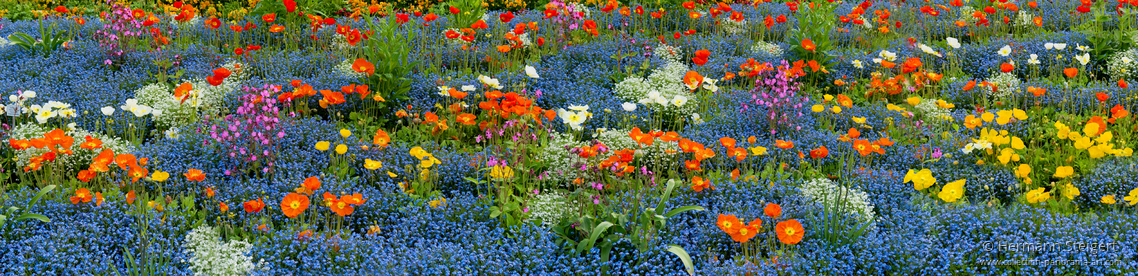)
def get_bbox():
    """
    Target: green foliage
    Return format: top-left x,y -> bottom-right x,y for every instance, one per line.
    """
787,0 -> 838,82
360,8 -> 420,127
432,0 -> 485,29
1078,1 -> 1135,78
7,19 -> 69,58
0,185 -> 55,229
553,179 -> 702,274
250,0 -> 346,18
811,182 -> 873,248
0,0 -> 38,21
